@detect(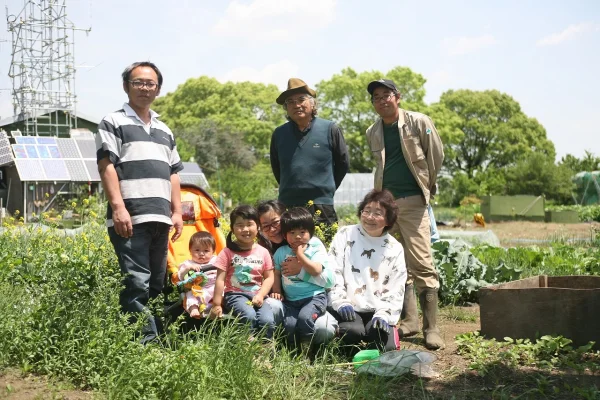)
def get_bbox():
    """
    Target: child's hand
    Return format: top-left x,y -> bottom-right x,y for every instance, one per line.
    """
297,243 -> 308,253
270,292 -> 284,301
252,294 -> 264,307
209,305 -> 223,319
190,264 -> 201,272
281,257 -> 302,277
